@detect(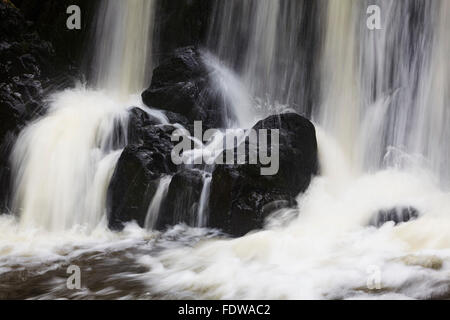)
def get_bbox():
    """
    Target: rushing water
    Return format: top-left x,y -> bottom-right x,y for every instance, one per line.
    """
1,0 -> 450,299
91,0 -> 156,97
